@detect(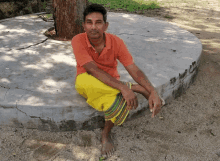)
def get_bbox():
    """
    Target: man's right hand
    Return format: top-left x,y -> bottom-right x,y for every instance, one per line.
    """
120,87 -> 138,111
